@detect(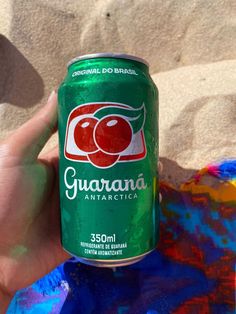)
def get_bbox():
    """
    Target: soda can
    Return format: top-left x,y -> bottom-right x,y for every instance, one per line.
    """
58,53 -> 159,267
